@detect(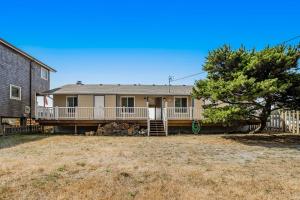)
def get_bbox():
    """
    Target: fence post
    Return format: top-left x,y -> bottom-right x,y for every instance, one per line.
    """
292,111 -> 295,134
297,111 -> 299,134
280,110 -> 285,132
284,110 -> 287,132
288,111 -> 291,132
